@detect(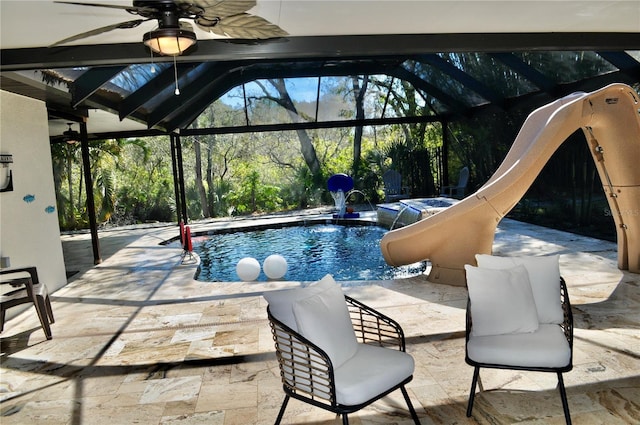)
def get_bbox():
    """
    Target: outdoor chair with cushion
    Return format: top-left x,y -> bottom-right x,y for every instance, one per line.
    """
464,255 -> 573,425
1,266 -> 54,340
264,274 -> 421,425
